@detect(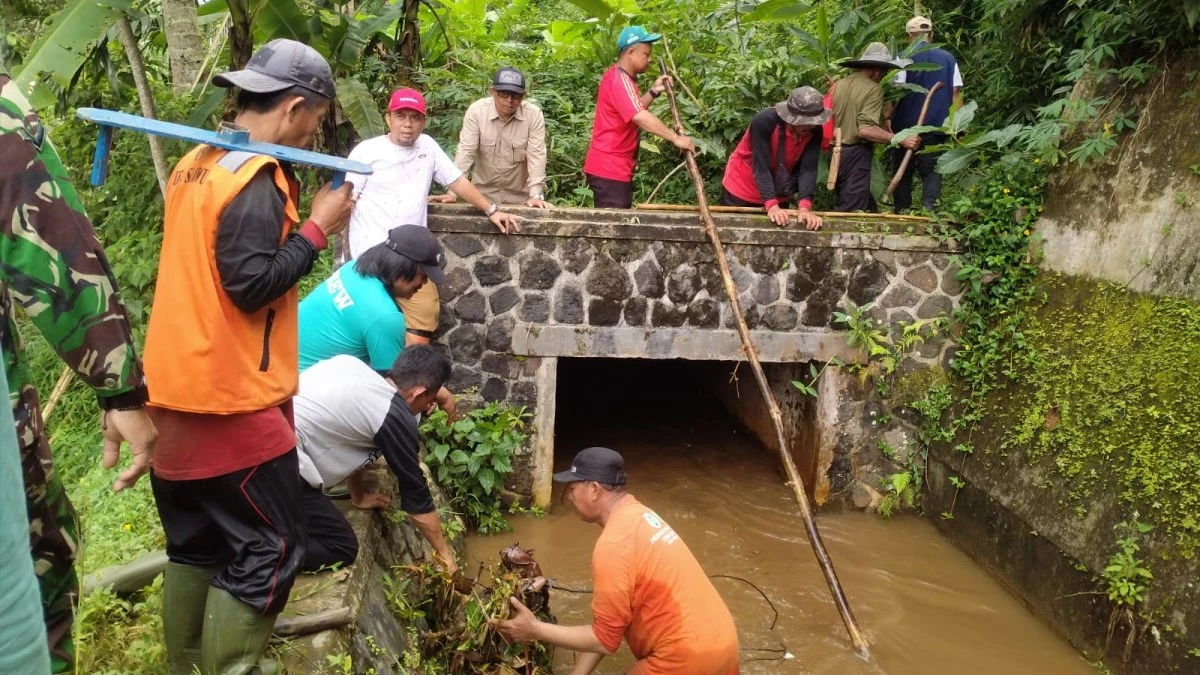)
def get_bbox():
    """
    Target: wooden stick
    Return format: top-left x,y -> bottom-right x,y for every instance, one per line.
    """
646,160 -> 687,204
41,367 -> 75,423
657,57 -> 871,660
883,81 -> 944,203
634,202 -> 931,222
273,607 -> 353,638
